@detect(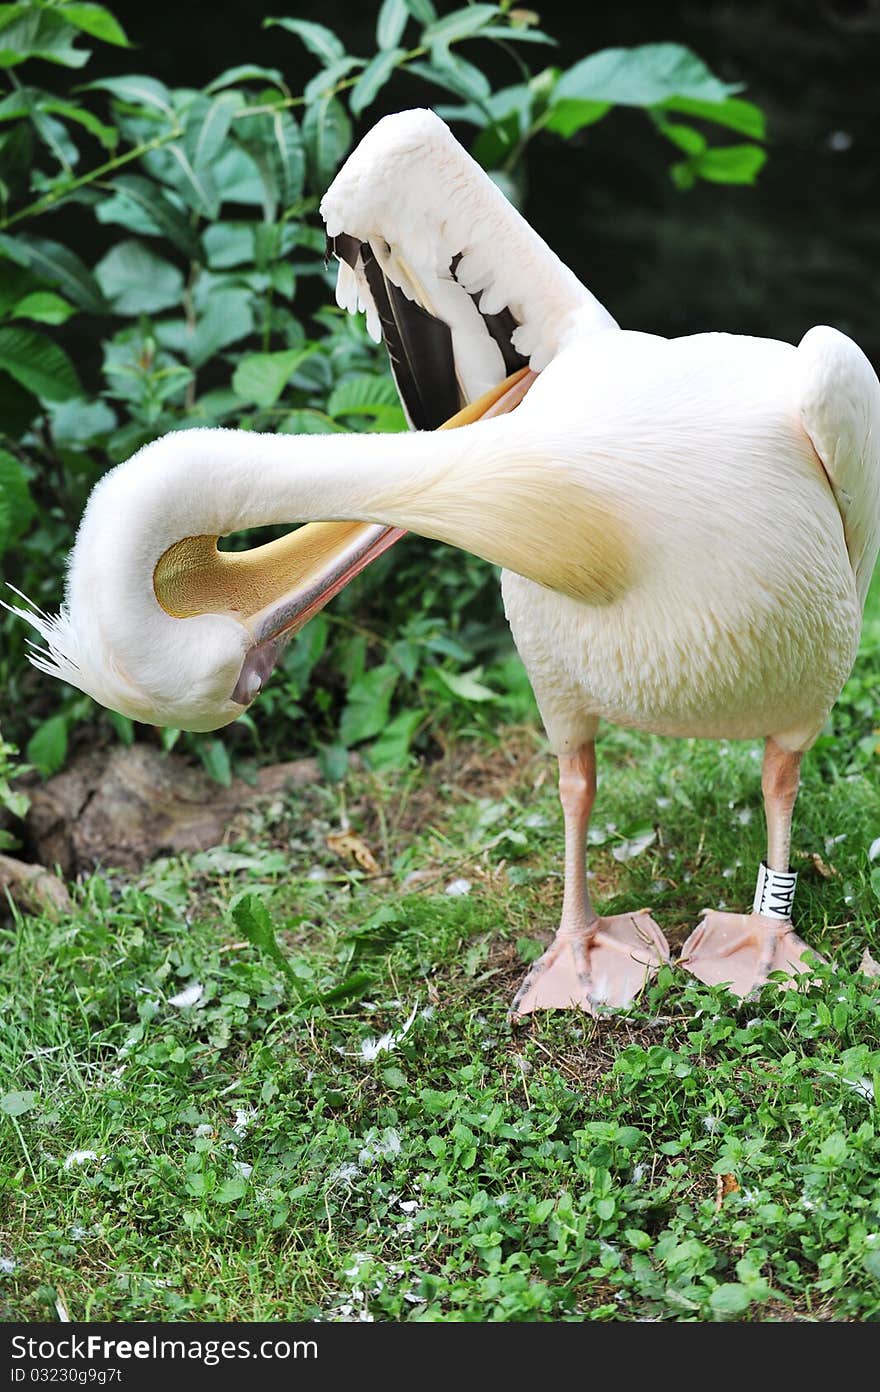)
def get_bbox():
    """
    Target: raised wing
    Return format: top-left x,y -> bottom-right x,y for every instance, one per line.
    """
798,325 -> 880,607
320,108 -> 616,429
